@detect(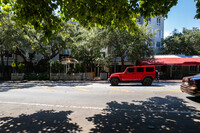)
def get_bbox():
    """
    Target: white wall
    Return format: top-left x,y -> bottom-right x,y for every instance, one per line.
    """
138,16 -> 164,54
147,16 -> 164,54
